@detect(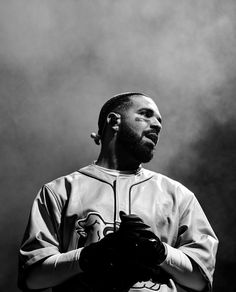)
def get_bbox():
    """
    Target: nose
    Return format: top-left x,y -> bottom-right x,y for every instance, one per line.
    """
150,117 -> 162,133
